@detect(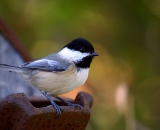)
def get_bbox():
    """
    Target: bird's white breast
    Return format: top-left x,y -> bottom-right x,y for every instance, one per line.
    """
28,65 -> 89,96
71,68 -> 89,90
